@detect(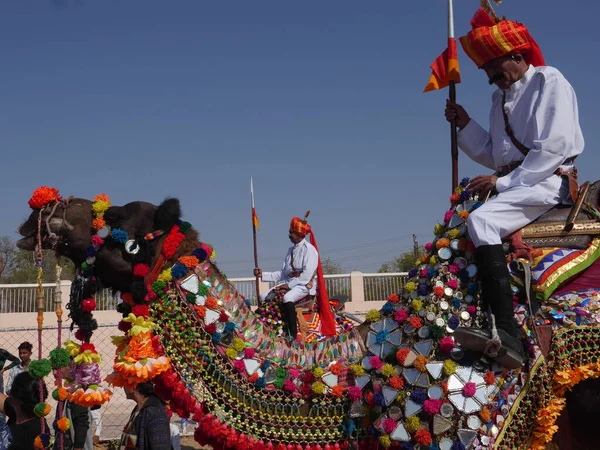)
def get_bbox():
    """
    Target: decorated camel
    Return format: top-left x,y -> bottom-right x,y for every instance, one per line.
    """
17,184 -> 600,449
